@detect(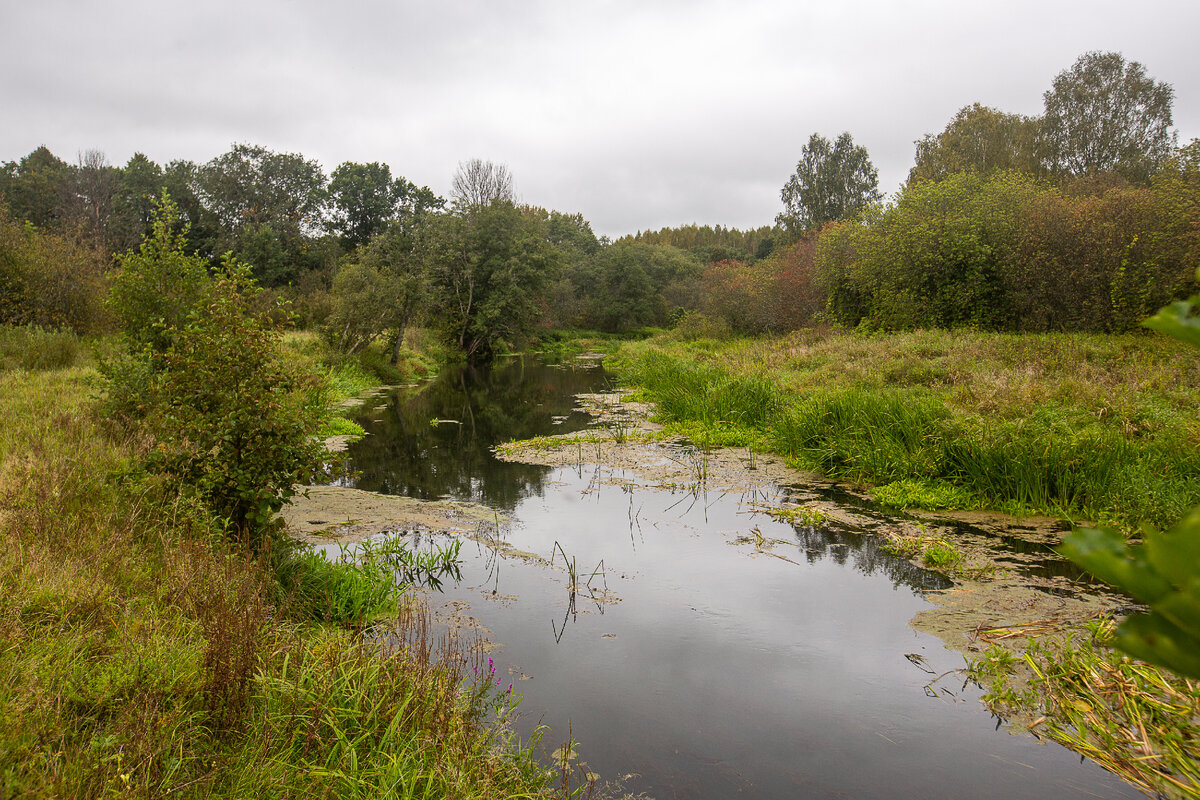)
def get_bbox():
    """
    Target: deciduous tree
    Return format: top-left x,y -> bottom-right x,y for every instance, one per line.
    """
909,103 -> 1039,184
197,144 -> 327,285
327,161 -> 442,249
0,146 -> 72,230
421,202 -> 557,361
777,133 -> 881,235
450,159 -> 514,213
1040,51 -> 1175,183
